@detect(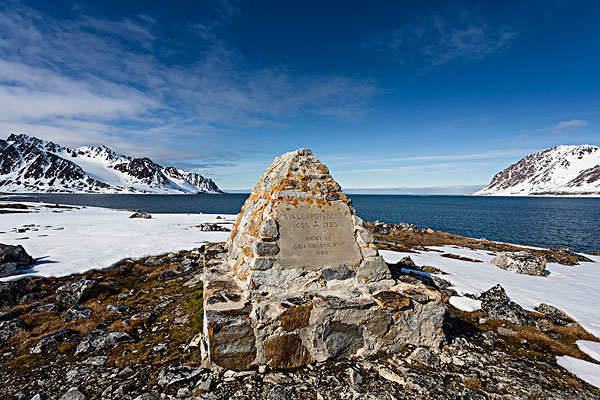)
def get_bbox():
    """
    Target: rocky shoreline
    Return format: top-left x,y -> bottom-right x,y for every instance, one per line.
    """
1,227 -> 599,399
